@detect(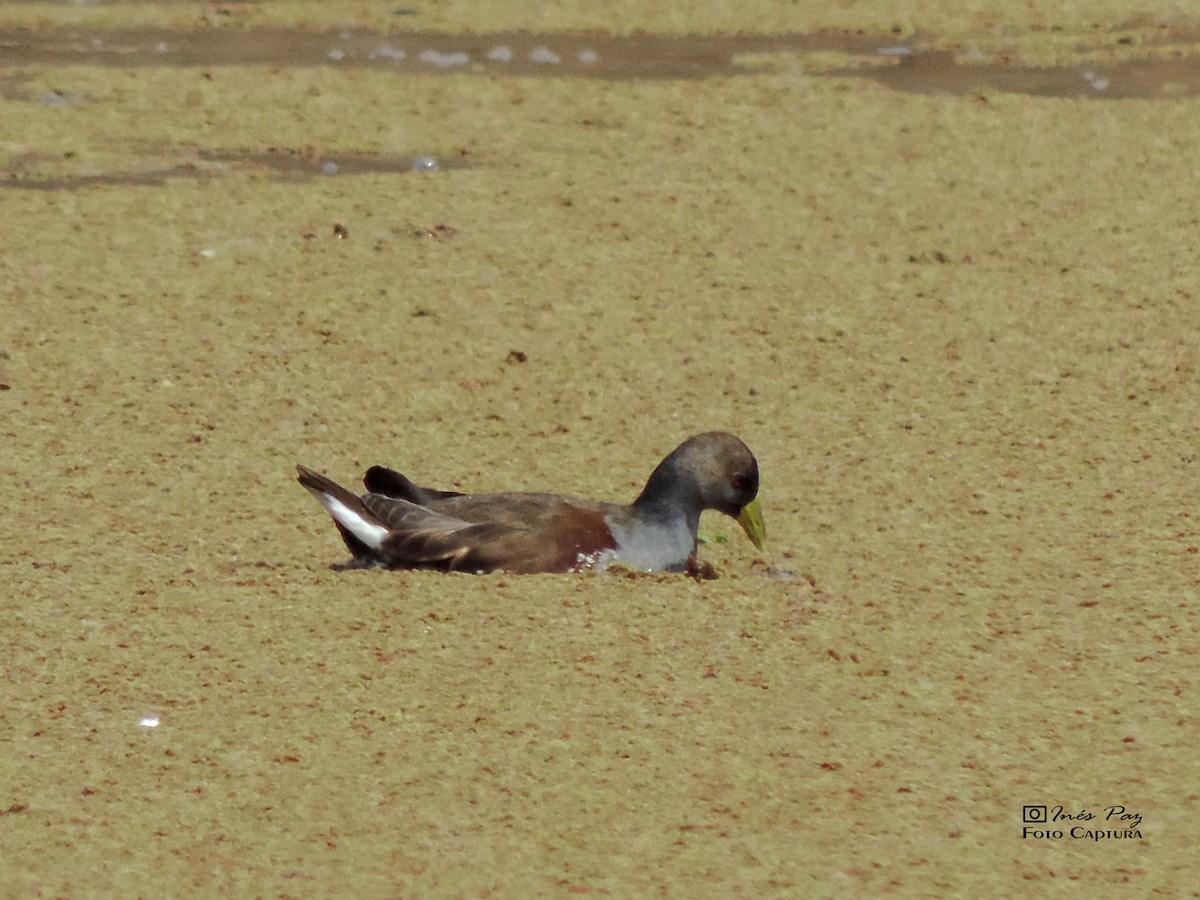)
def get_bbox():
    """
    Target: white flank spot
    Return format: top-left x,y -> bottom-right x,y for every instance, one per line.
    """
323,496 -> 389,548
576,548 -> 617,572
